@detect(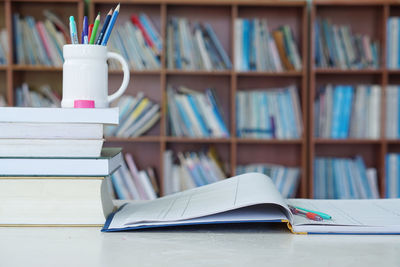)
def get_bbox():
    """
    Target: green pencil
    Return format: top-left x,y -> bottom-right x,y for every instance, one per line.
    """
89,12 -> 101,44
